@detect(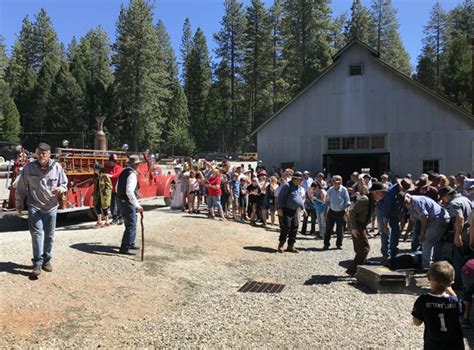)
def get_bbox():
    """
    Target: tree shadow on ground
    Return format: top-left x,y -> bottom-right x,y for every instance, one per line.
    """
243,246 -> 277,254
69,242 -> 121,256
